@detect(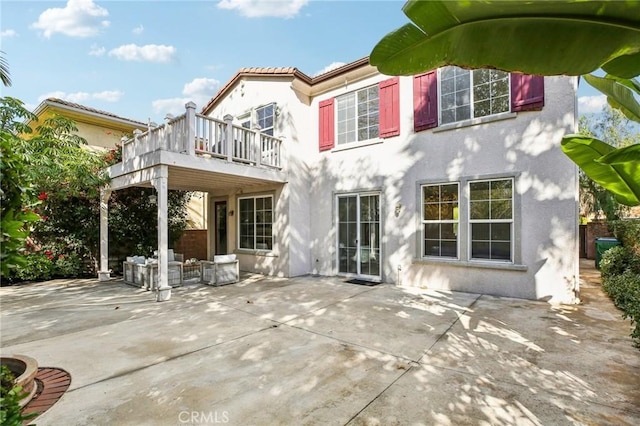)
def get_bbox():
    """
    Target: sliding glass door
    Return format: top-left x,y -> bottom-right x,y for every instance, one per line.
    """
337,193 -> 381,280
